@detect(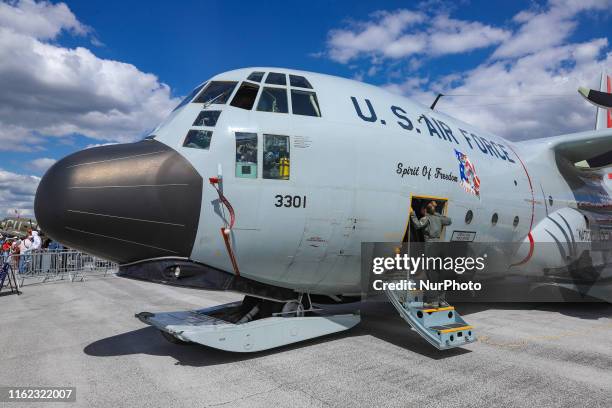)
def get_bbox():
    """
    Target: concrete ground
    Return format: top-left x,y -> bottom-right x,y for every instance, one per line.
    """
1,276 -> 611,408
